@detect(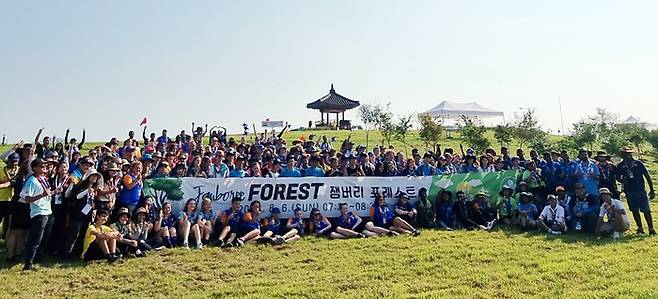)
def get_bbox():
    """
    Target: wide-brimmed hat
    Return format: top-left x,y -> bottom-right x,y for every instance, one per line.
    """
475,191 -> 487,198
117,207 -> 130,217
135,207 -> 148,216
499,185 -> 514,196
620,146 -> 634,154
599,187 -> 612,195
82,169 -> 102,181
106,162 -> 121,171
79,157 -> 94,166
